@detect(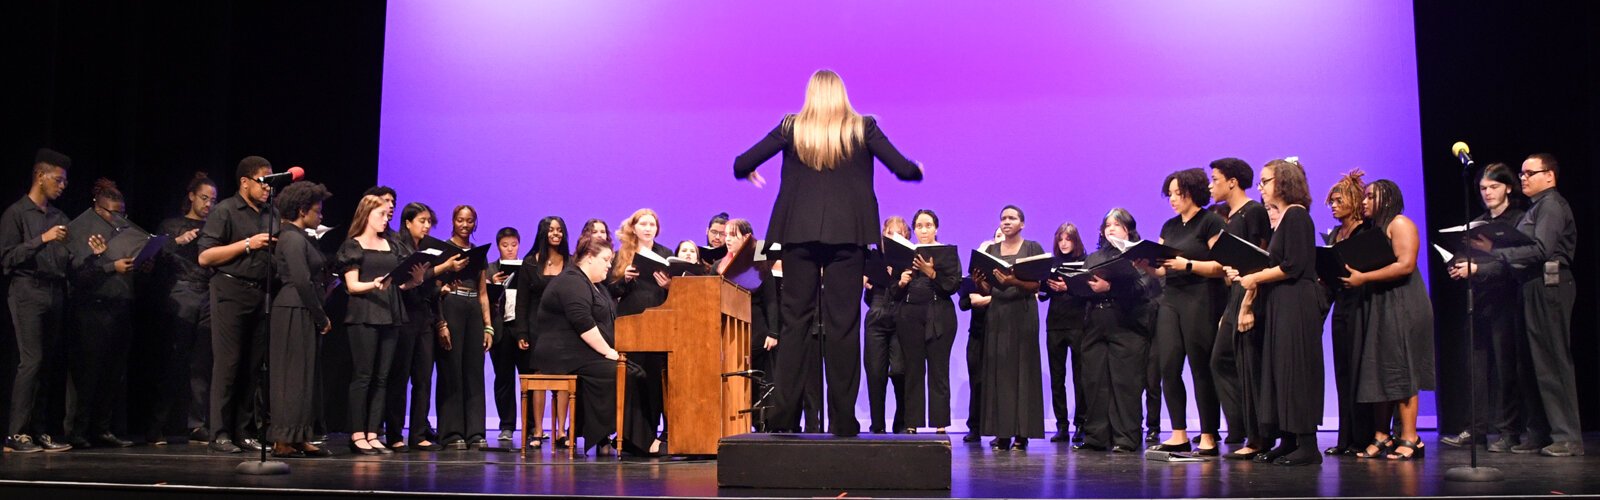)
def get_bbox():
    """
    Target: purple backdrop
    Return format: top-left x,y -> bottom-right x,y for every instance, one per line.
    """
379,0 -> 1430,431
